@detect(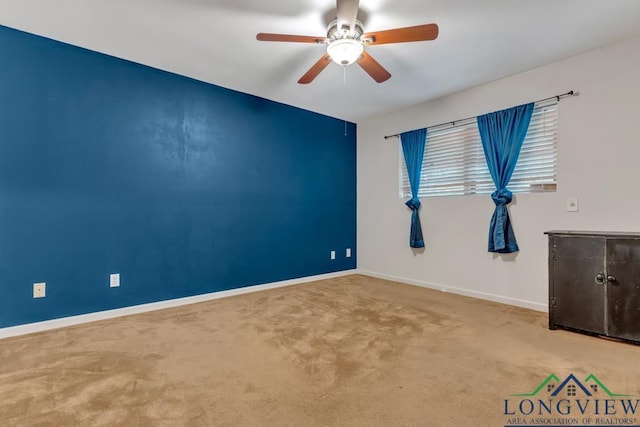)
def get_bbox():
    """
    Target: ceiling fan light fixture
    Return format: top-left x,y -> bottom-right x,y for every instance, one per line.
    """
327,39 -> 364,66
